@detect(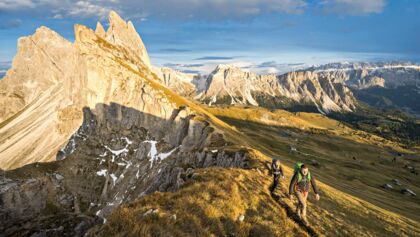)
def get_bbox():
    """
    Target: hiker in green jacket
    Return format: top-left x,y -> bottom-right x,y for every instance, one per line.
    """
288,163 -> 320,224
